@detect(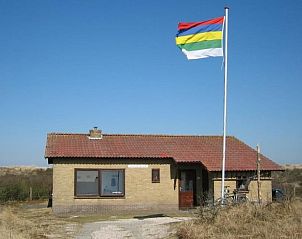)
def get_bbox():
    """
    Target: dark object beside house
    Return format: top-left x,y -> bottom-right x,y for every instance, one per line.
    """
47,193 -> 52,207
272,188 -> 285,202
